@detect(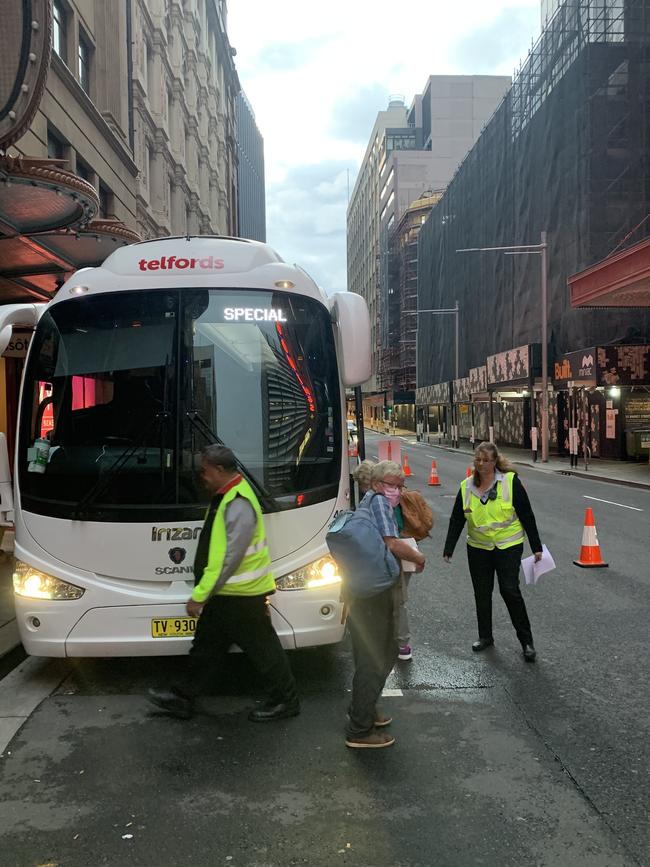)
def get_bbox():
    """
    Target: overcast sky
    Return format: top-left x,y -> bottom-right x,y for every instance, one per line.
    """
228,1 -> 542,293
